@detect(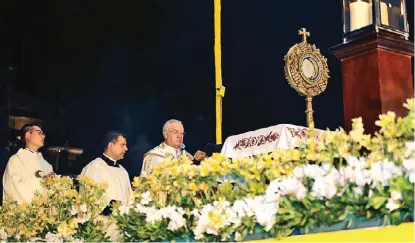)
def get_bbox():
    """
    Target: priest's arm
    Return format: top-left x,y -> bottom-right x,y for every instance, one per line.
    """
80,163 -> 111,207
2,155 -> 52,204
